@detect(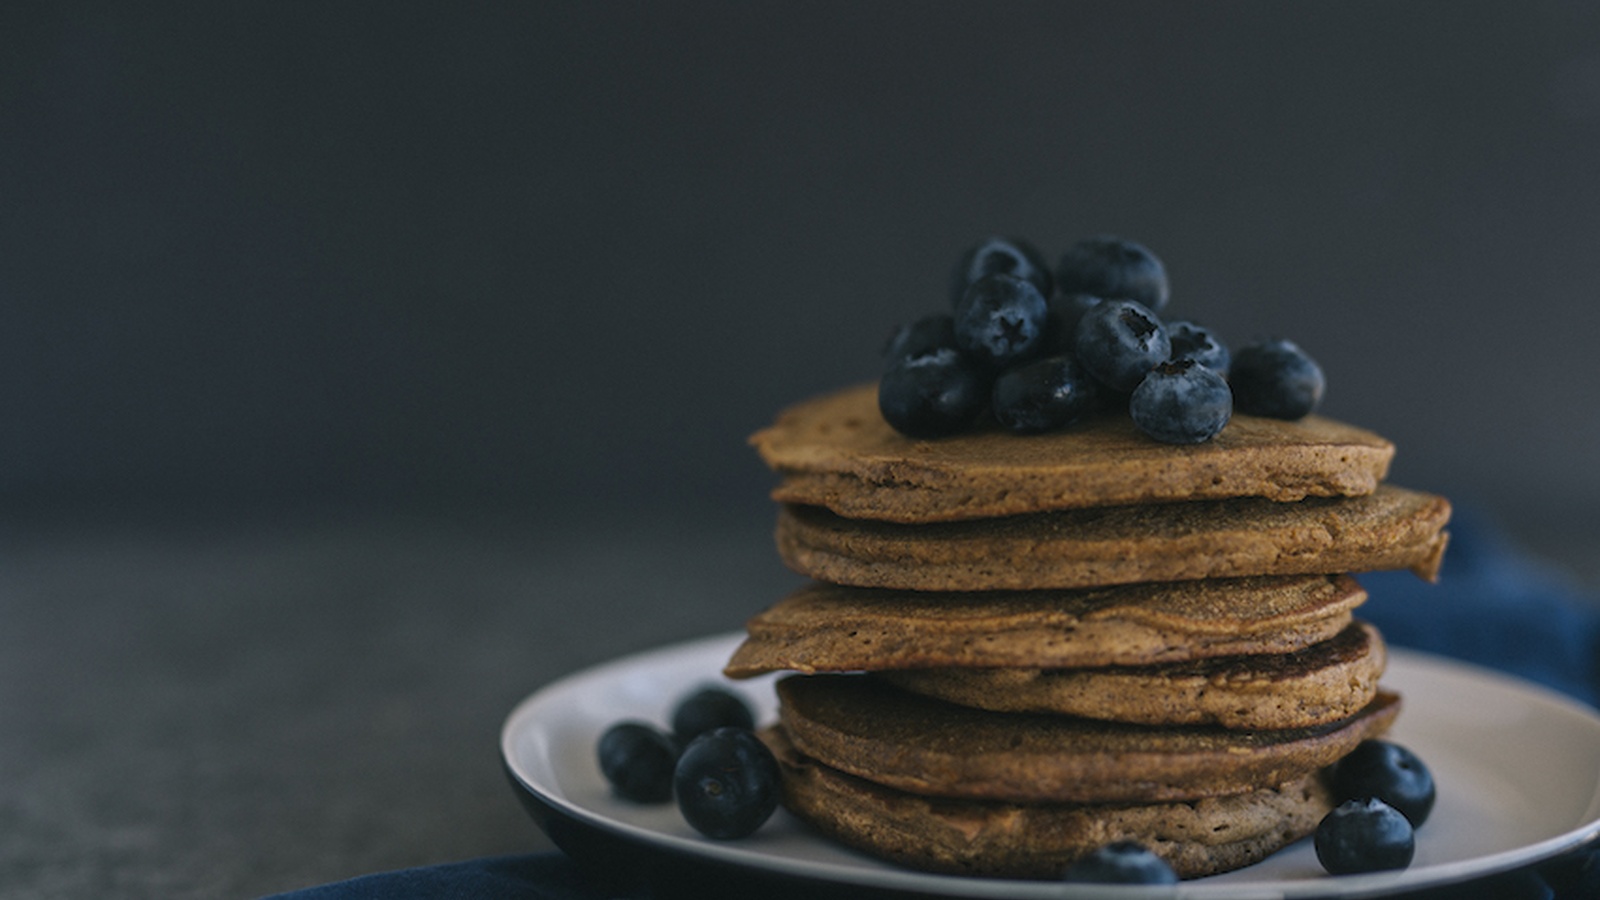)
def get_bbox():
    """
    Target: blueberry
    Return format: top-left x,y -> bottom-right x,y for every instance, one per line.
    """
949,236 -> 1053,307
1055,235 -> 1170,312
954,274 -> 1050,369
991,355 -> 1100,434
596,721 -> 678,803
671,686 -> 756,744
881,314 -> 957,369
1332,740 -> 1436,827
878,348 -> 989,438
1130,359 -> 1232,444
1072,298 -> 1171,393
1166,320 -> 1230,373
1229,338 -> 1325,419
1061,841 -> 1179,885
674,727 -> 782,840
1039,293 -> 1102,355
1315,798 -> 1416,875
